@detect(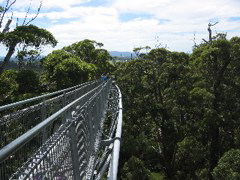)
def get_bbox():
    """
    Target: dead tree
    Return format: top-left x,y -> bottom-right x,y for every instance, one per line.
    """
202,22 -> 219,44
